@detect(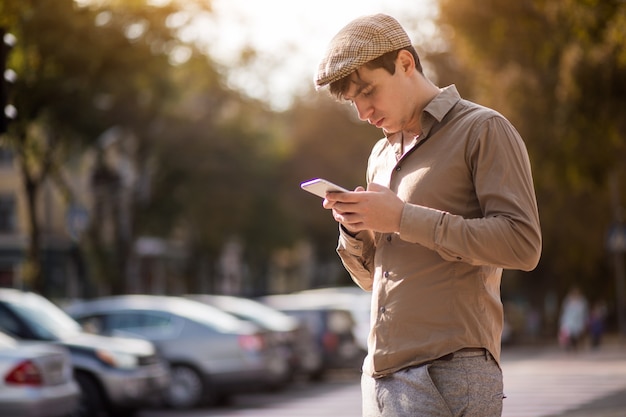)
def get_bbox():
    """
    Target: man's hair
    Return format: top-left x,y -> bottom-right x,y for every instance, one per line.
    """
328,46 -> 422,99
